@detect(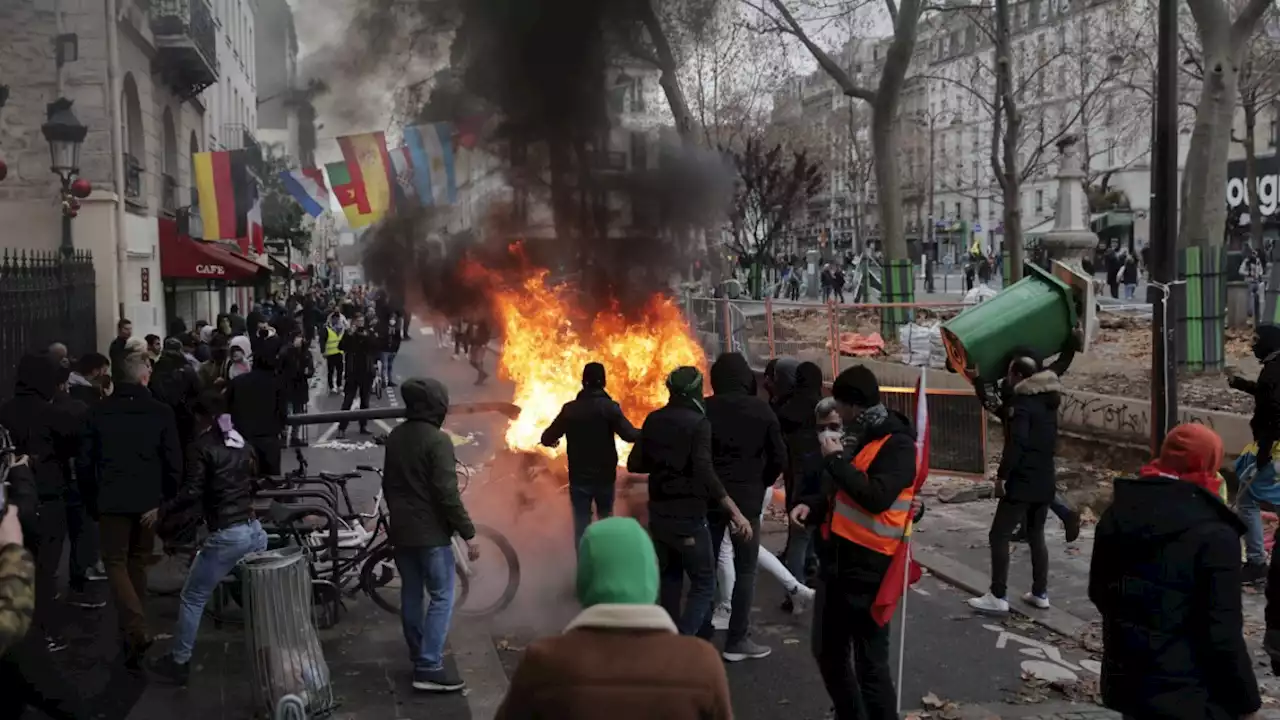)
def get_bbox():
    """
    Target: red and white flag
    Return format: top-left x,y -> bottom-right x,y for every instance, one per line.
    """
871,371 -> 930,626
